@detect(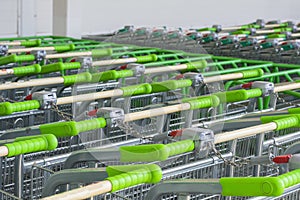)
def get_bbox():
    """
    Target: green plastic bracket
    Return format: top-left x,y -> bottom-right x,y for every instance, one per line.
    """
119,140 -> 194,162
106,164 -> 162,192
151,79 -> 193,93
221,169 -> 300,197
41,62 -> 81,74
39,117 -> 107,137
13,64 -> 41,76
4,134 -> 58,157
0,100 -> 40,116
